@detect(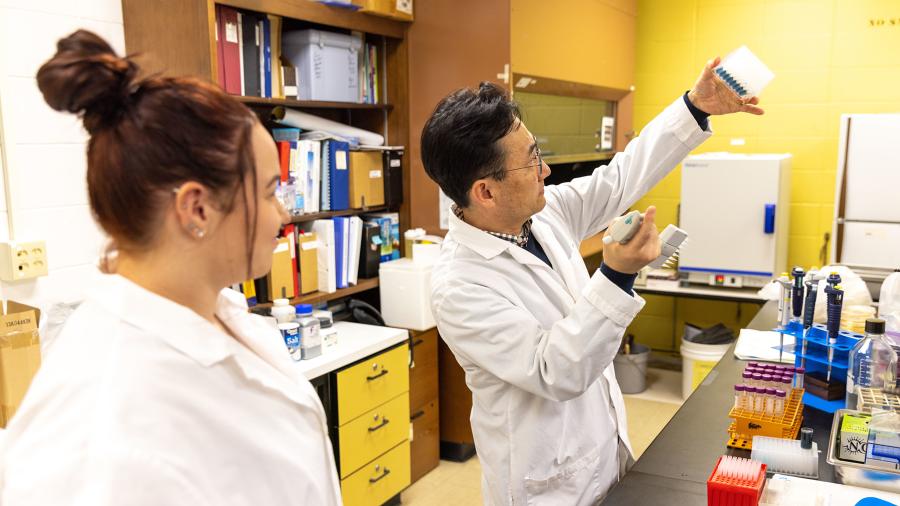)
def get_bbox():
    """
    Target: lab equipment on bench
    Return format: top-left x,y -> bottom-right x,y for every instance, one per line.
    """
828,409 -> 900,493
846,318 -> 897,410
776,273 -> 792,363
707,455 -> 766,506
728,362 -> 804,450
679,154 -> 791,289
826,283 -> 845,382
713,45 -> 775,99
750,432 -> 818,478
801,270 -> 820,369
791,267 -> 805,324
602,210 -> 689,269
